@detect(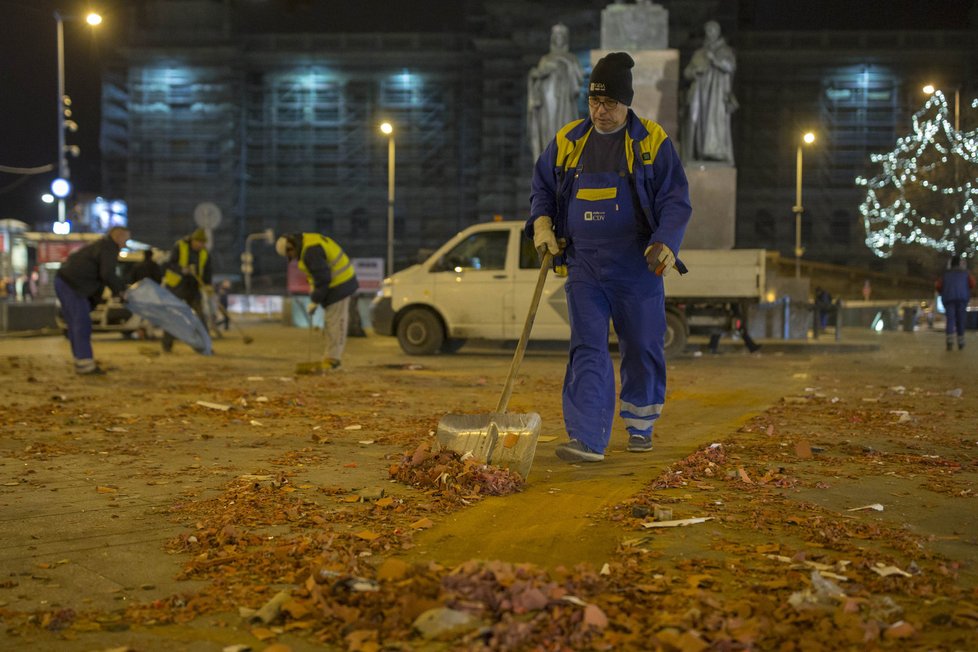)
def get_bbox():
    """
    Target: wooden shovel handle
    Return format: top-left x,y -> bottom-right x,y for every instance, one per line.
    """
495,252 -> 552,414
